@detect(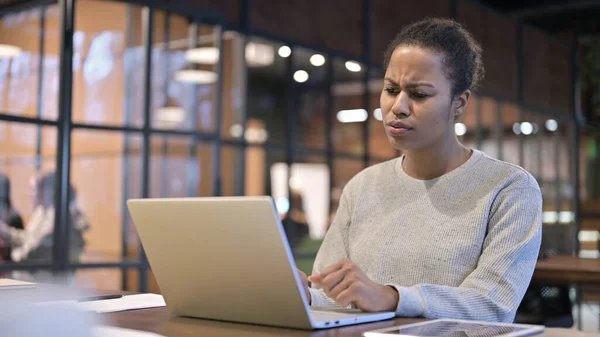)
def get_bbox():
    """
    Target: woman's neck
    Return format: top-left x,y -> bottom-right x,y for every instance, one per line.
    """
402,137 -> 472,181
